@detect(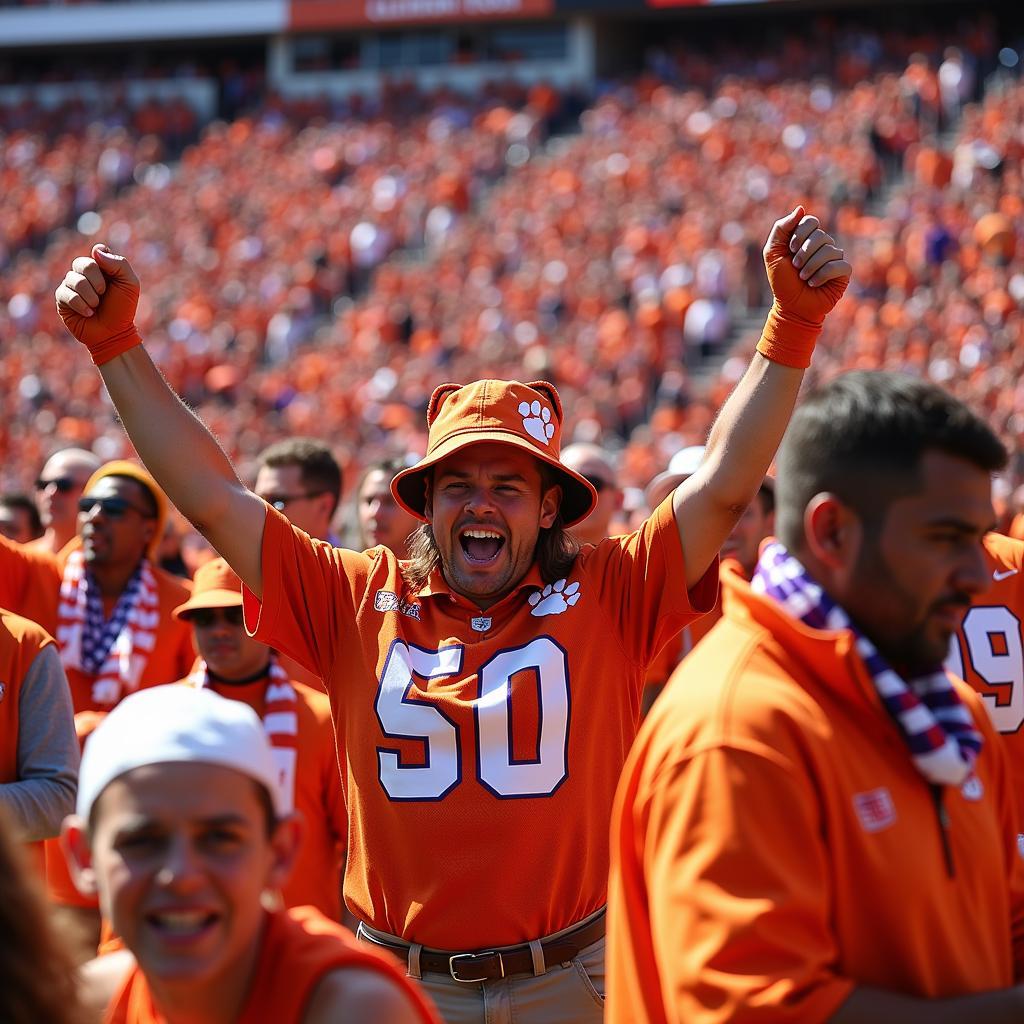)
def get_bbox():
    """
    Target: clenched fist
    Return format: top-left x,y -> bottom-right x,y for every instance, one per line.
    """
55,245 -> 143,365
763,206 -> 850,324
756,206 -> 851,368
